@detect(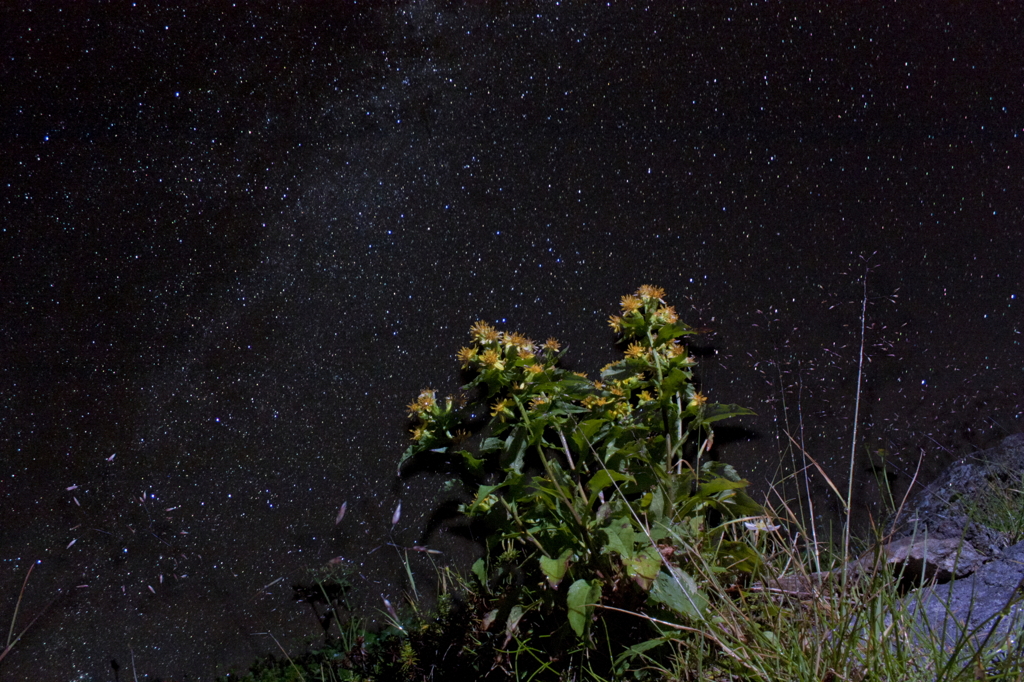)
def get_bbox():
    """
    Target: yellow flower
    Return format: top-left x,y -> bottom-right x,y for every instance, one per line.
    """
456,346 -> 478,367
689,392 -> 708,408
491,398 -> 514,419
665,342 -> 686,358
525,363 -> 545,375
636,284 -> 666,301
529,395 -> 549,410
625,342 -> 647,359
620,294 -> 643,314
469,320 -> 496,343
609,383 -> 625,397
638,390 -> 653,402
609,402 -> 631,419
479,348 -> 504,370
655,305 -> 679,324
607,315 -> 623,333
410,425 -> 429,441
543,337 -> 561,352
406,388 -> 437,417
507,332 -> 534,352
